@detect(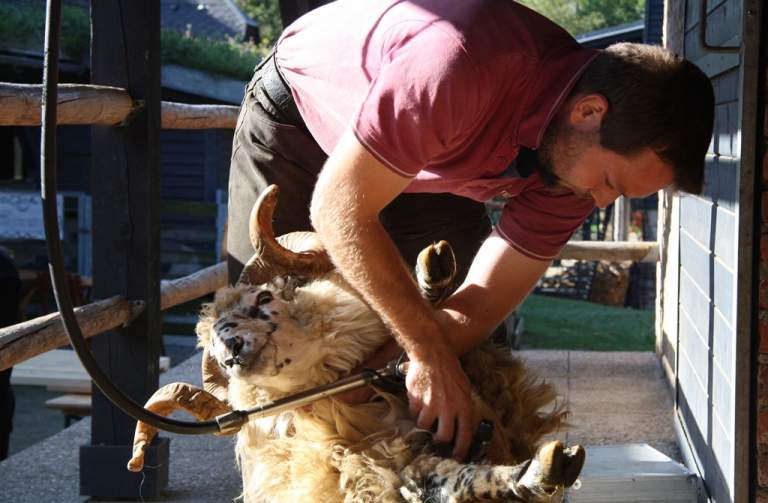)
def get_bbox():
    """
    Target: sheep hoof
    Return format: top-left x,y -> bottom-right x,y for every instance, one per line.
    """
127,442 -> 147,472
416,241 -> 457,305
524,441 -> 585,494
